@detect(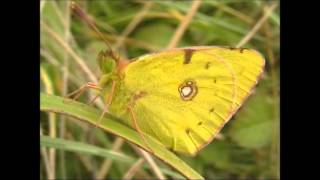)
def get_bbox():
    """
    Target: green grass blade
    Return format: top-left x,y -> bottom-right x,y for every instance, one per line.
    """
156,1 -> 265,42
41,136 -> 134,163
40,93 -> 204,180
40,136 -> 185,179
